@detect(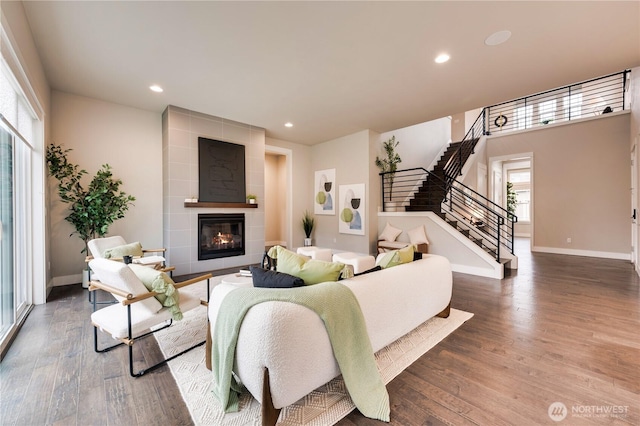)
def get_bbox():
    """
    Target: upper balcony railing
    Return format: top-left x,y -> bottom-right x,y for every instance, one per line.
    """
485,70 -> 629,135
